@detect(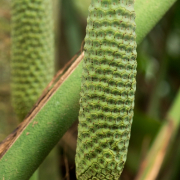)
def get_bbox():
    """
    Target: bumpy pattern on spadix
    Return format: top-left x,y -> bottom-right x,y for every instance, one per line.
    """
75,0 -> 137,179
11,0 -> 54,121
